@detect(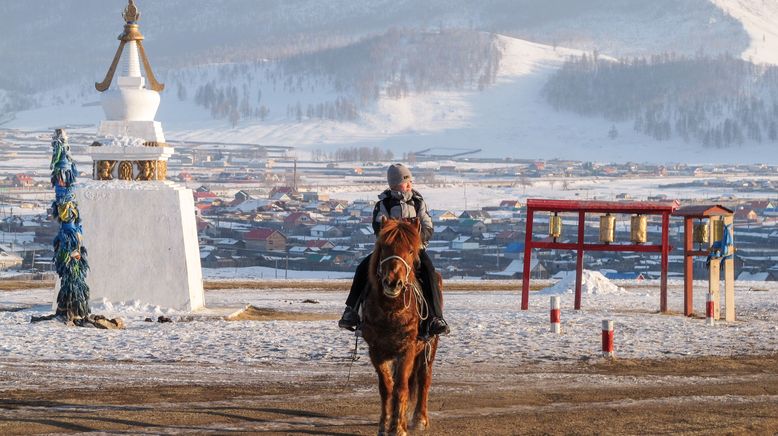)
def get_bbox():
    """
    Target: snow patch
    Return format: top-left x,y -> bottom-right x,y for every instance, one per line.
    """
538,270 -> 626,296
